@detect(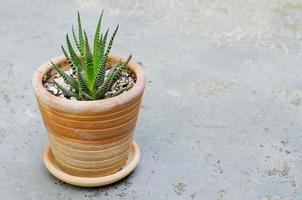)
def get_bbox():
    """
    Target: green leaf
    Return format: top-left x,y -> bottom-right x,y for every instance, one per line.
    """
77,12 -> 85,57
100,29 -> 109,56
106,64 -> 118,78
109,54 -> 132,77
60,12 -> 131,100
100,25 -> 119,70
94,54 -> 131,98
93,33 -> 102,72
94,29 -> 108,74
95,76 -> 111,99
84,31 -> 94,86
77,68 -> 89,94
93,11 -> 104,69
84,32 -> 93,69
96,68 -> 120,98
53,80 -> 79,99
120,54 -> 132,70
105,25 -> 119,57
61,45 -> 76,72
81,91 -> 95,100
115,83 -> 134,96
93,67 -> 105,91
66,34 -> 83,70
93,27 -> 117,90
50,61 -> 79,91
72,26 -> 81,53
